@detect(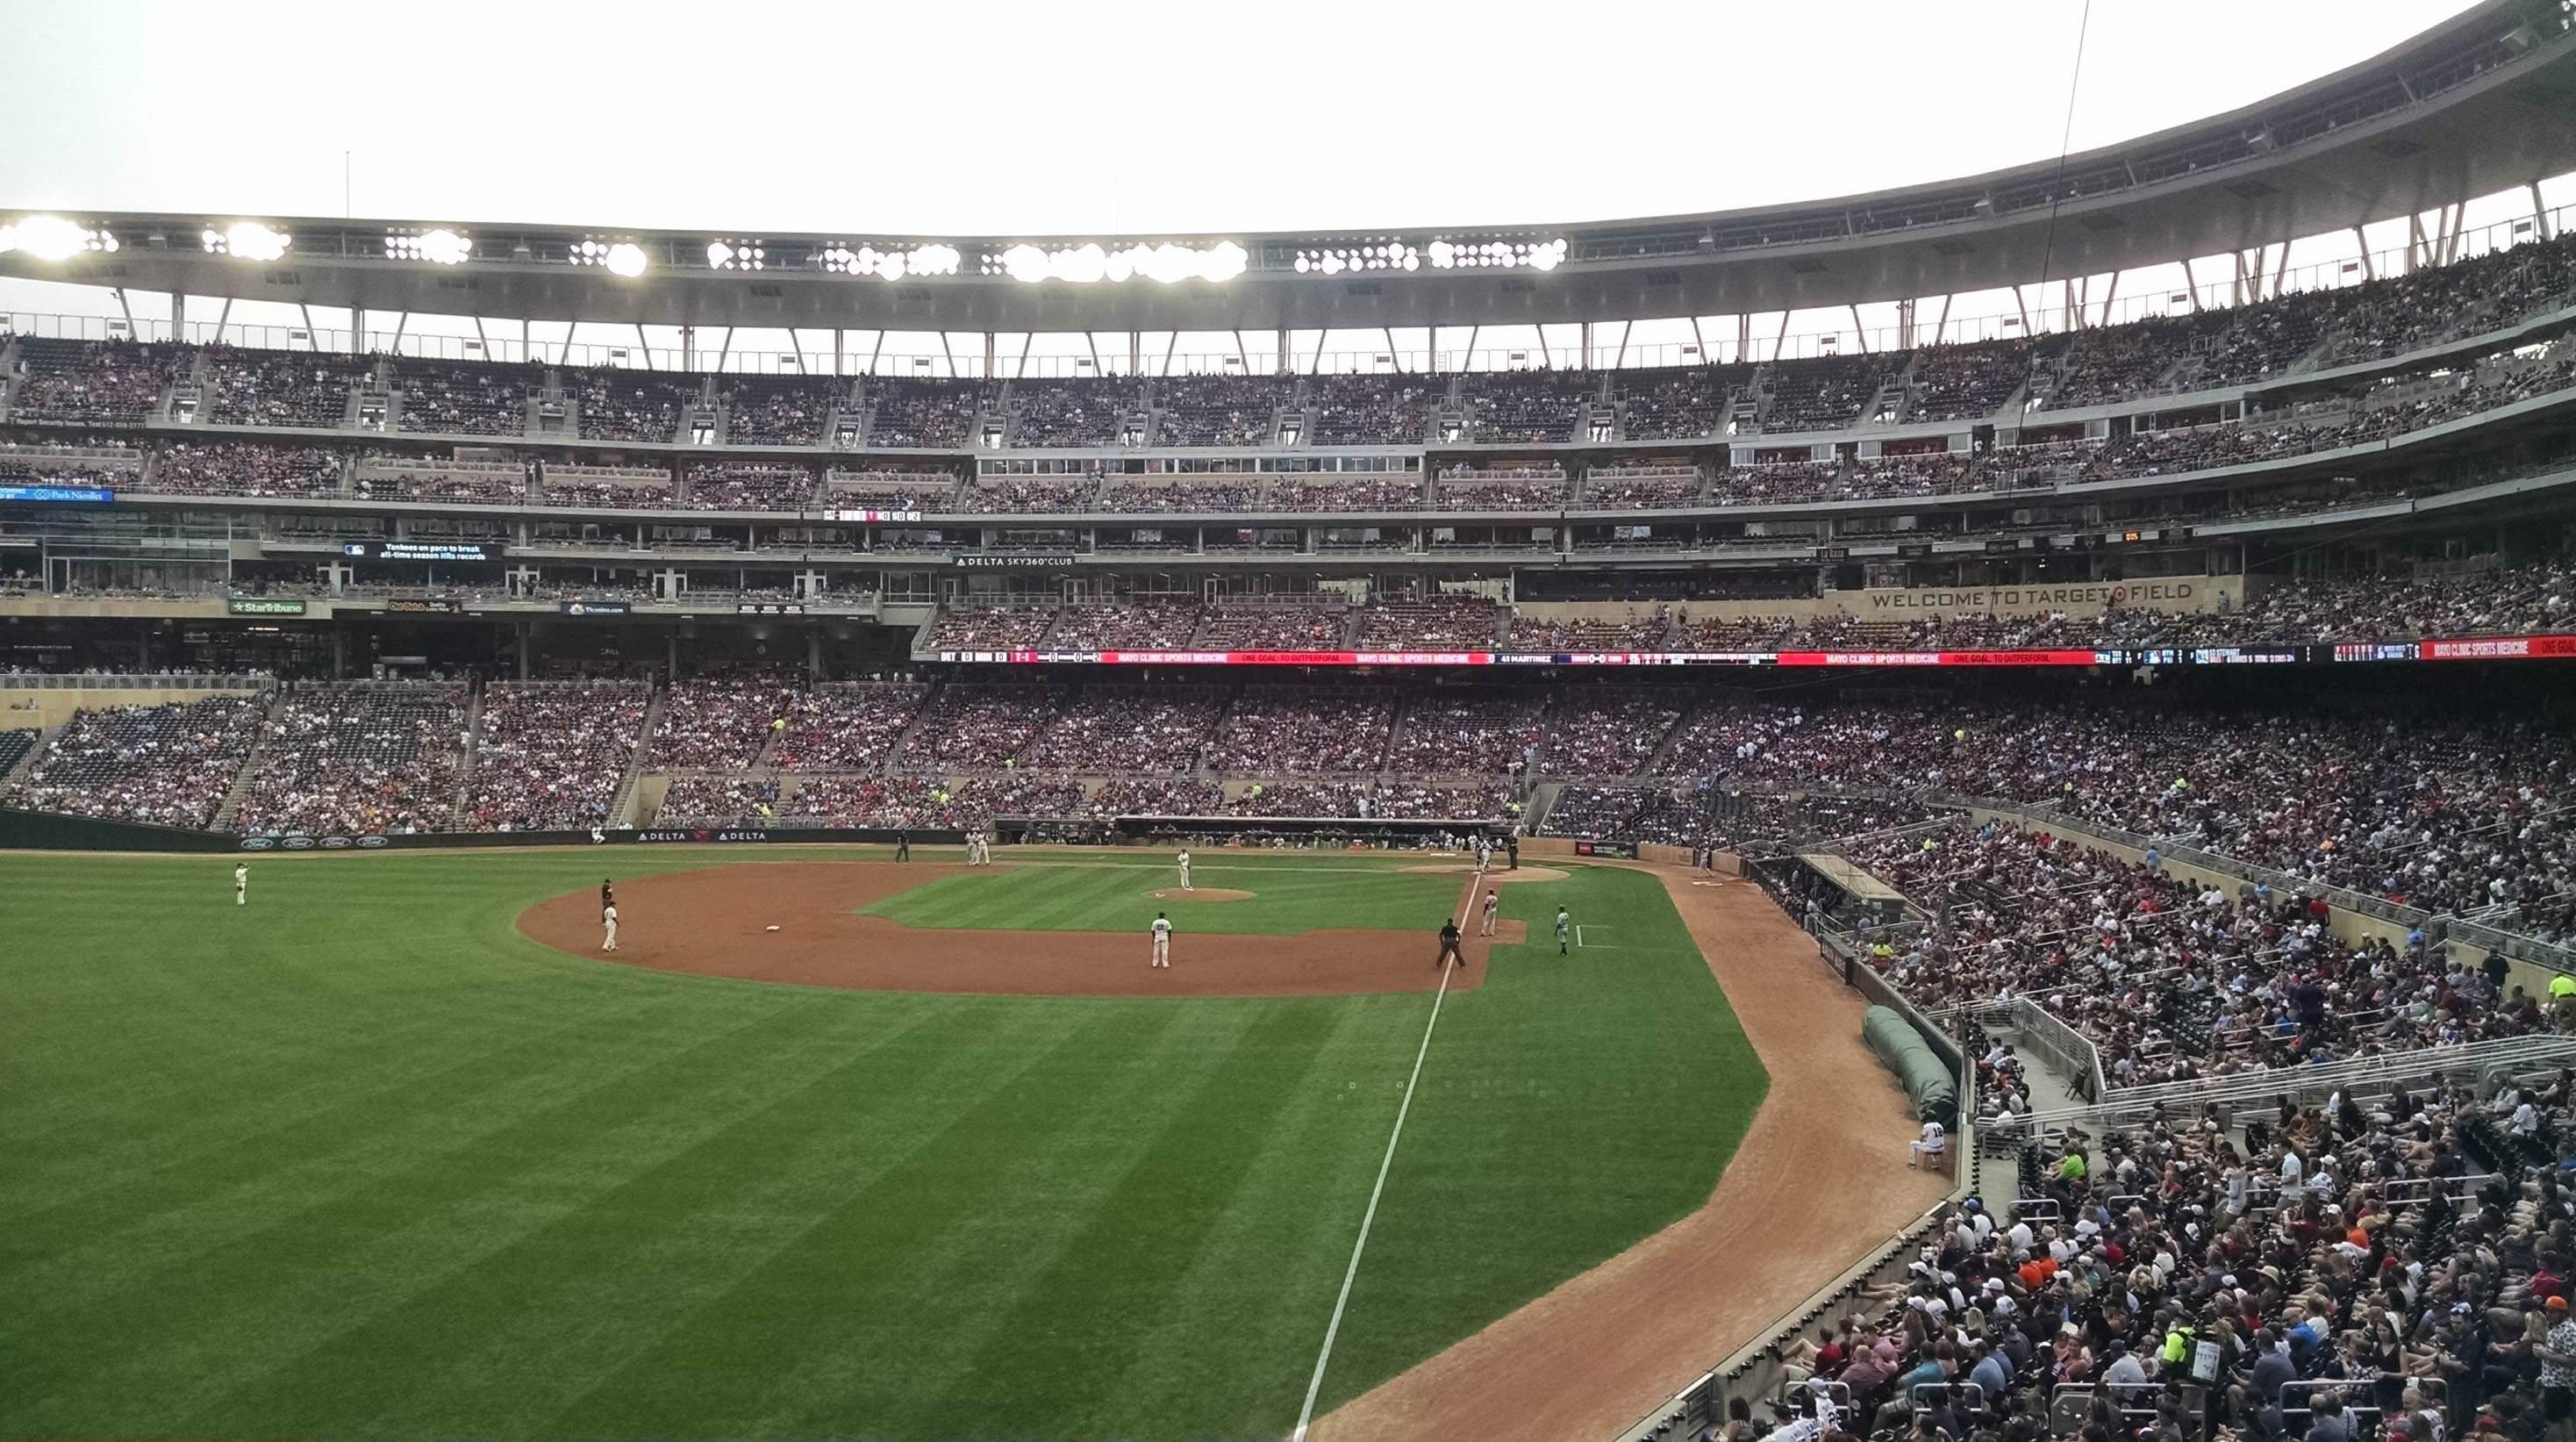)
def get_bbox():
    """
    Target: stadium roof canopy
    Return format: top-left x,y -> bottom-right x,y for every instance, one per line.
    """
11,0 -> 2576,338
